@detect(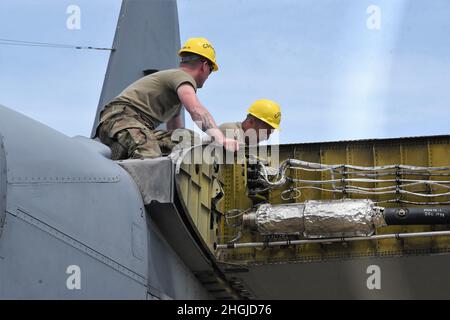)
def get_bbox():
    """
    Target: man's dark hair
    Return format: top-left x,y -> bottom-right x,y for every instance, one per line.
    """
180,52 -> 204,66
180,52 -> 212,70
244,114 -> 271,127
